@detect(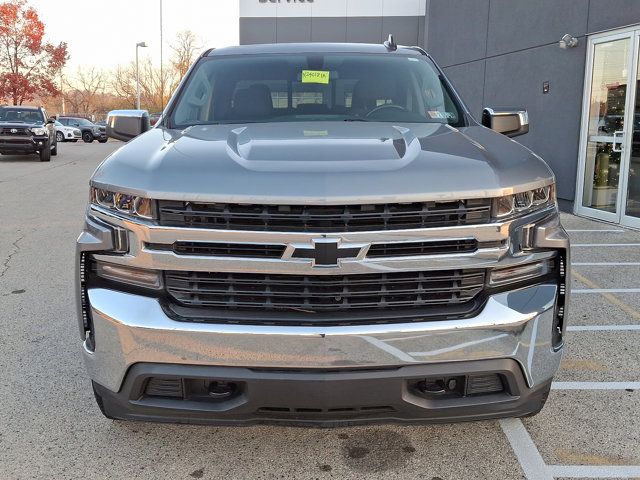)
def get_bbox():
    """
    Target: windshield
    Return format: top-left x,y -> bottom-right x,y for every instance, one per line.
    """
170,53 -> 465,128
0,108 -> 44,123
